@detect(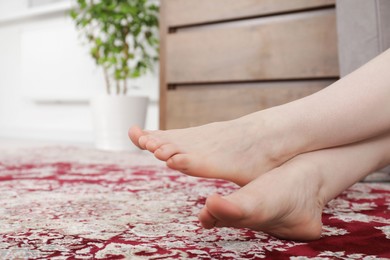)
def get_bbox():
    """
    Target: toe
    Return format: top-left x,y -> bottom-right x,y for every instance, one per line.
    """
166,154 -> 208,177
198,207 -> 217,229
154,144 -> 180,161
138,135 -> 150,149
196,194 -> 248,229
206,194 -> 245,223
128,125 -> 146,149
166,154 -> 192,172
145,138 -> 163,152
